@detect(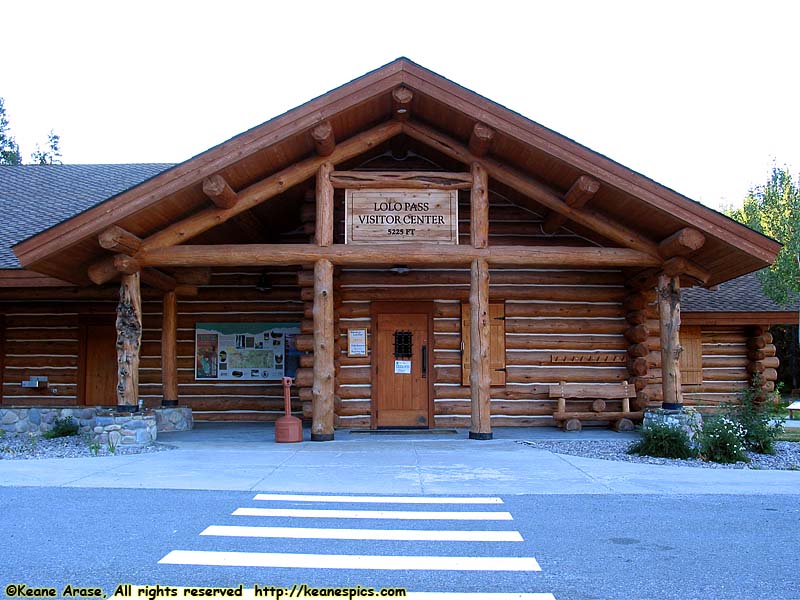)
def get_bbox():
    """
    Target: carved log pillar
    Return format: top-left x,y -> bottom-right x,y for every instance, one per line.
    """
469,258 -> 492,440
161,290 -> 179,407
116,272 -> 142,411
311,258 -> 335,440
657,273 -> 683,409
